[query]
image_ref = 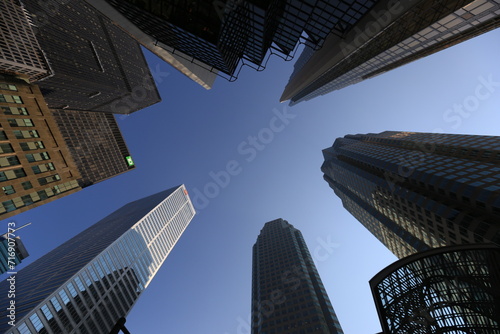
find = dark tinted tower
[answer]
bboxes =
[252,219,344,333]
[322,131,500,259]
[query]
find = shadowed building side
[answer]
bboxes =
[50,110,135,187]
[22,0,160,114]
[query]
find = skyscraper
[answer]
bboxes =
[321,131,500,259]
[282,0,500,105]
[85,0,380,82]
[0,75,136,220]
[21,0,160,114]
[50,109,135,187]
[0,0,51,82]
[0,185,195,334]
[251,219,344,334]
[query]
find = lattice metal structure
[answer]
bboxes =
[370,244,500,334]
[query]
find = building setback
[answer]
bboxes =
[85,0,380,82]
[282,0,500,105]
[251,219,344,334]
[0,185,195,334]
[321,131,500,259]
[21,0,160,114]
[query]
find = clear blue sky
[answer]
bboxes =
[2,28,500,334]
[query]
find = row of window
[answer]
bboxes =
[0,130,41,141]
[0,141,44,152]
[0,94,22,104]
[0,83,17,91]
[0,180,79,215]
[1,106,28,115]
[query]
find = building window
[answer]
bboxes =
[25,152,50,162]
[0,83,17,91]
[20,141,44,151]
[21,181,33,190]
[1,106,28,115]
[2,185,15,195]
[0,155,20,167]
[38,174,61,186]
[32,162,55,174]
[0,168,26,182]
[14,130,39,139]
[0,94,22,103]
[0,143,14,153]
[0,131,7,140]
[8,118,34,127]
[0,200,16,213]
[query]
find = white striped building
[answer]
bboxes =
[0,185,195,334]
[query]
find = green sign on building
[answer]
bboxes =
[125,156,134,167]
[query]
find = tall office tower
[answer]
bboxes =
[0,185,195,334]
[321,131,500,259]
[282,0,500,105]
[0,75,136,219]
[0,0,51,82]
[50,110,135,187]
[21,0,160,114]
[85,0,380,83]
[251,219,344,334]
[370,244,500,333]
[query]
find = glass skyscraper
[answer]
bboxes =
[85,0,379,82]
[322,131,500,259]
[0,185,195,334]
[251,219,344,334]
[282,0,500,105]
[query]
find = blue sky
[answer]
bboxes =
[2,28,500,334]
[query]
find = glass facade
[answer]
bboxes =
[370,244,500,334]
[251,219,344,334]
[322,131,500,259]
[0,185,195,334]
[285,0,500,104]
[96,0,378,80]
